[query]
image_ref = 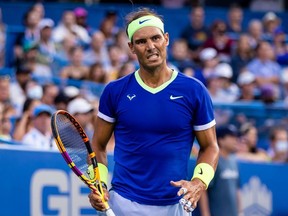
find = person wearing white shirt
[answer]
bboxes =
[22,103,56,150]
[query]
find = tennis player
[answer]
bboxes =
[88,7,219,216]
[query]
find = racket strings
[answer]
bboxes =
[56,114,90,178]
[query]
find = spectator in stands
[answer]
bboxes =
[106,44,126,78]
[115,60,136,80]
[25,79,43,100]
[14,8,42,66]
[30,2,45,20]
[237,122,270,162]
[213,62,240,103]
[60,46,89,81]
[262,11,281,42]
[9,64,32,115]
[36,18,60,76]
[199,124,240,216]
[114,29,130,63]
[88,62,108,84]
[0,75,11,107]
[21,103,55,150]
[237,70,259,101]
[247,41,281,96]
[53,36,78,72]
[226,3,244,40]
[180,5,209,63]
[13,98,41,141]
[168,38,196,72]
[83,30,111,70]
[246,19,264,49]
[0,104,15,142]
[272,27,288,66]
[74,7,94,36]
[52,10,91,47]
[193,47,219,86]
[41,83,59,108]
[67,97,95,139]
[99,10,120,46]
[203,19,234,63]
[54,90,71,111]
[230,34,255,83]
[267,125,288,163]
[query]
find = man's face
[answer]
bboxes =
[128,26,169,71]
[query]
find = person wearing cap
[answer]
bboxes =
[237,70,259,101]
[21,104,56,150]
[36,18,59,75]
[193,47,219,86]
[199,124,240,216]
[213,62,240,103]
[89,7,219,216]
[67,97,94,139]
[74,7,94,36]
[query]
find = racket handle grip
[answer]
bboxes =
[106,208,116,216]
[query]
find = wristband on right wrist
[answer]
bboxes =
[98,163,108,186]
[191,163,215,189]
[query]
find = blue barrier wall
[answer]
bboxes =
[0,145,287,216]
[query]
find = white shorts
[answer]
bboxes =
[97,190,192,216]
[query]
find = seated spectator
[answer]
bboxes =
[237,122,270,162]
[226,3,244,40]
[99,10,120,46]
[213,62,240,103]
[262,11,281,42]
[168,38,196,72]
[41,83,59,107]
[246,41,281,97]
[52,10,91,47]
[267,125,288,163]
[21,103,55,150]
[67,97,95,139]
[36,18,60,76]
[237,70,260,101]
[246,19,264,49]
[13,8,42,66]
[230,33,255,83]
[105,44,126,78]
[203,19,234,63]
[60,46,89,81]
[9,64,33,115]
[272,27,288,66]
[88,62,108,84]
[0,104,16,142]
[0,75,11,107]
[193,47,220,86]
[13,98,41,141]
[180,5,210,63]
[83,30,111,70]
[74,7,94,36]
[115,61,136,80]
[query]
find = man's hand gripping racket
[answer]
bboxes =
[51,110,115,216]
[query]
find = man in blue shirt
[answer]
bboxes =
[89,7,219,216]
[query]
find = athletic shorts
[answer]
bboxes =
[97,190,192,216]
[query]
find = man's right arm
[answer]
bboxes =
[92,116,114,166]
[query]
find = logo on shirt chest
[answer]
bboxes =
[127,94,136,101]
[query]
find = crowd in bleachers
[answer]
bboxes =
[0,2,288,163]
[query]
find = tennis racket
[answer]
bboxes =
[51,110,115,216]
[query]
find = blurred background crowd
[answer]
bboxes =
[0,0,288,164]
